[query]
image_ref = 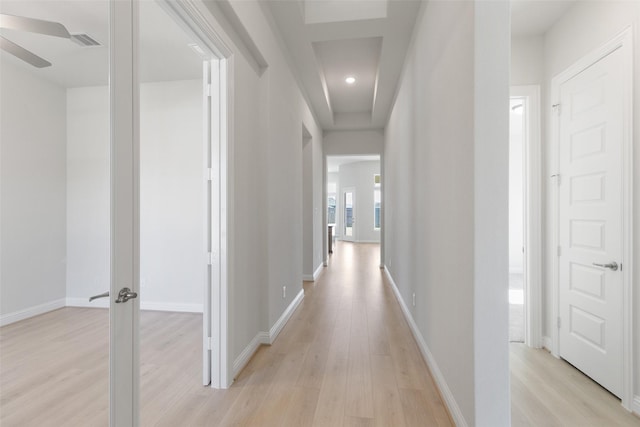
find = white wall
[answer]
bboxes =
[337,161,380,243]
[0,61,67,323]
[66,80,205,311]
[230,49,265,358]
[203,0,324,361]
[385,1,510,425]
[66,86,109,306]
[511,35,544,86]
[539,0,640,407]
[323,129,383,156]
[140,81,205,310]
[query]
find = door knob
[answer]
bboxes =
[89,291,109,302]
[115,287,138,303]
[592,261,619,271]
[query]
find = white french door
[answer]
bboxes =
[109,2,232,424]
[343,187,356,242]
[110,0,139,425]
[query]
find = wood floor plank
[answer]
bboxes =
[311,355,349,427]
[370,354,406,427]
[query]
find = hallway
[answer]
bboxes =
[0,242,453,426]
[213,241,453,426]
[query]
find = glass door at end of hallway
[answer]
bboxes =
[343,187,356,242]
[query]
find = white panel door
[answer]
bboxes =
[558,47,624,397]
[343,187,356,242]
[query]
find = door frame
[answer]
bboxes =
[549,27,633,411]
[342,187,356,242]
[158,0,235,389]
[510,85,542,349]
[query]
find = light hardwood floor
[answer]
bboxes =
[1,241,638,426]
[510,343,640,426]
[0,242,451,426]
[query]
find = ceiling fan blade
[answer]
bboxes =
[0,13,70,38]
[0,36,51,68]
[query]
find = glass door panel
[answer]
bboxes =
[0,0,110,424]
[343,188,355,241]
[138,2,211,423]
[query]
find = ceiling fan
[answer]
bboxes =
[0,13,71,68]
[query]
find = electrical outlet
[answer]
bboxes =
[412,292,416,307]
[282,285,286,299]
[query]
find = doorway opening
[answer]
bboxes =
[325,155,382,264]
[509,86,542,348]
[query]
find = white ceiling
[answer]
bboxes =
[1,0,576,124]
[265,0,421,131]
[265,0,576,133]
[327,155,380,173]
[312,36,381,114]
[304,0,388,25]
[511,0,576,37]
[0,0,203,88]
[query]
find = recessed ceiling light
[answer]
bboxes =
[345,76,356,85]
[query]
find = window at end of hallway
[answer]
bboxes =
[374,174,381,230]
[328,182,336,226]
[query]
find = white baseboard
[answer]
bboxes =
[141,302,203,313]
[269,289,304,343]
[66,298,203,313]
[233,332,269,378]
[383,267,468,427]
[356,239,381,244]
[303,263,325,282]
[0,298,66,327]
[232,289,304,379]
[633,395,640,417]
[67,297,109,308]
[542,336,552,351]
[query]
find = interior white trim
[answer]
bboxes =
[633,396,640,417]
[542,336,552,352]
[66,298,203,313]
[303,263,325,281]
[0,298,66,327]
[159,0,235,390]
[510,85,542,349]
[549,27,634,410]
[232,332,269,379]
[383,267,467,427]
[231,289,304,379]
[268,289,304,344]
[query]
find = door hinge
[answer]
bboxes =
[207,337,213,350]
[208,252,214,265]
[557,246,562,257]
[207,168,214,181]
[552,103,561,115]
[557,317,561,329]
[551,174,561,185]
[206,84,212,98]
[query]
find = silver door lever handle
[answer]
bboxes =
[89,291,109,302]
[115,287,138,303]
[592,261,619,271]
